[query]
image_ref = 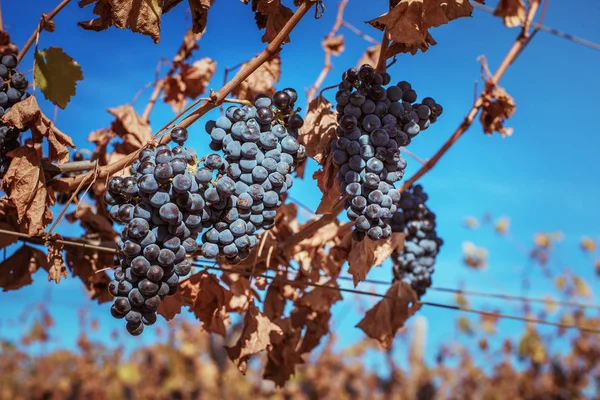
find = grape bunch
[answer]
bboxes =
[390,185,443,297]
[0,54,31,176]
[201,88,306,262]
[104,128,199,335]
[333,64,443,241]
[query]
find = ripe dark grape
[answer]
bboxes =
[334,66,443,241]
[390,185,443,297]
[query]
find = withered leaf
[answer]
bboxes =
[348,233,405,286]
[480,84,516,137]
[297,310,331,354]
[0,245,47,291]
[296,280,342,313]
[78,0,163,44]
[34,47,84,109]
[232,54,280,102]
[65,204,116,241]
[180,271,233,336]
[107,104,153,151]
[301,96,337,166]
[367,0,476,57]
[65,247,113,303]
[1,146,54,236]
[313,157,342,214]
[263,318,304,387]
[323,35,344,55]
[1,96,75,163]
[0,222,18,250]
[163,0,184,14]
[46,234,67,284]
[264,281,287,320]
[356,280,421,350]
[357,45,380,68]
[0,30,18,57]
[188,0,213,34]
[252,0,294,43]
[162,75,187,115]
[157,289,187,320]
[180,58,217,99]
[226,303,283,374]
[221,272,255,312]
[493,0,526,28]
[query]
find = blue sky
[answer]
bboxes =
[0,0,599,373]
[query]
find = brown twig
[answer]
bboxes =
[0,228,118,253]
[400,147,426,165]
[306,0,348,105]
[341,21,379,45]
[0,0,4,32]
[17,0,71,63]
[375,28,390,73]
[50,2,314,193]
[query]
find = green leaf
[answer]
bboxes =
[34,47,83,109]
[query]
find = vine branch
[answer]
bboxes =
[17,0,72,63]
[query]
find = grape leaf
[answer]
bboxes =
[65,246,113,304]
[232,54,281,102]
[493,0,526,28]
[107,104,152,152]
[188,0,213,34]
[357,44,380,68]
[356,281,421,350]
[367,0,478,57]
[46,234,67,284]
[480,85,515,137]
[163,58,216,114]
[226,303,283,374]
[262,318,304,387]
[322,35,344,55]
[296,280,342,313]
[301,96,337,166]
[244,0,293,43]
[294,308,331,354]
[1,96,76,163]
[0,245,47,292]
[78,0,163,43]
[348,233,405,286]
[34,47,84,109]
[1,146,54,236]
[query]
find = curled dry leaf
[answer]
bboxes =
[493,0,526,28]
[88,128,115,165]
[65,203,116,241]
[163,75,187,115]
[1,146,54,236]
[348,232,405,286]
[78,0,163,44]
[296,279,342,313]
[246,0,294,43]
[357,45,380,68]
[173,30,202,65]
[164,58,217,113]
[232,54,281,102]
[301,96,337,166]
[480,84,516,137]
[295,309,331,354]
[356,280,421,350]
[220,272,257,312]
[313,157,342,215]
[225,303,283,374]
[322,35,345,55]
[1,96,76,164]
[367,0,478,58]
[107,104,153,151]
[263,318,305,387]
[46,234,67,284]
[34,47,84,109]
[188,0,214,34]
[65,247,113,304]
[179,271,233,336]
[0,245,47,292]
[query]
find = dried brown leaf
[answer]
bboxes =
[0,30,18,57]
[65,203,116,241]
[225,303,283,374]
[348,233,405,286]
[163,75,187,114]
[180,58,217,99]
[0,245,47,291]
[88,128,115,165]
[313,156,342,214]
[253,0,293,43]
[65,247,113,303]
[367,0,475,57]
[357,45,380,68]
[107,104,153,151]
[296,280,342,313]
[180,271,233,336]
[1,146,54,236]
[1,96,76,163]
[46,234,67,284]
[356,281,421,350]
[78,0,163,44]
[300,96,337,166]
[323,35,344,55]
[232,55,281,102]
[188,0,213,33]
[264,281,287,320]
[480,84,516,137]
[493,0,526,28]
[297,310,331,354]
[221,272,255,312]
[263,318,304,387]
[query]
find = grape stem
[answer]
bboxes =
[375,28,390,74]
[281,0,543,252]
[50,1,314,192]
[306,0,349,105]
[17,0,72,63]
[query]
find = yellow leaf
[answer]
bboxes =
[554,276,566,290]
[573,277,592,299]
[534,232,551,248]
[34,47,83,109]
[495,217,510,234]
[580,236,597,253]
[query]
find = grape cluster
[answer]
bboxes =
[201,89,306,262]
[0,54,31,176]
[333,65,442,241]
[104,129,199,335]
[390,185,443,297]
